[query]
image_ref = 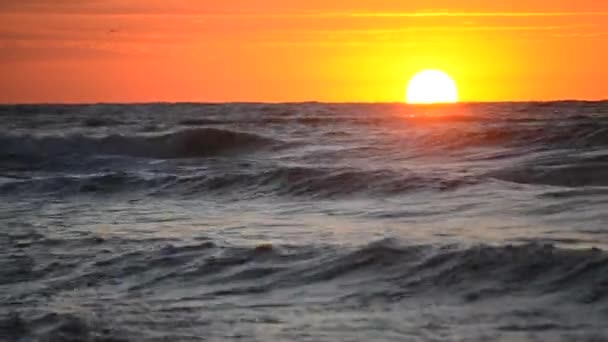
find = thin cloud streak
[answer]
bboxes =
[4,9,608,18]
[342,11,608,17]
[198,11,608,19]
[305,24,595,34]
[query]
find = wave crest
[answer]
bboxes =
[13,238,604,304]
[0,128,278,161]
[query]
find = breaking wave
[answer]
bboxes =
[2,153,606,197]
[2,237,607,304]
[0,166,479,197]
[0,128,279,161]
[2,235,607,341]
[415,122,608,152]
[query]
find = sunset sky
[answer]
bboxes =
[1,1,607,103]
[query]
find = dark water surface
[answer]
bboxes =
[1,102,607,341]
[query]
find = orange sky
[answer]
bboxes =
[1,0,607,103]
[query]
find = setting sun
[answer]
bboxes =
[406,70,459,104]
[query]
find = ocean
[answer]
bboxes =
[1,102,607,341]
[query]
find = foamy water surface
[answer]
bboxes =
[1,102,607,341]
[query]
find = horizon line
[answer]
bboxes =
[1,99,606,106]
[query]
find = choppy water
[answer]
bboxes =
[1,102,607,341]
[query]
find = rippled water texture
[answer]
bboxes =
[1,102,607,341]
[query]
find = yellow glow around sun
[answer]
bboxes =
[405,69,458,104]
